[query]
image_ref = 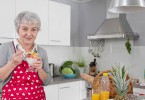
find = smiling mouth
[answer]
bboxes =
[26,38,33,41]
[26,37,32,39]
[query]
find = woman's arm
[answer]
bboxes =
[33,56,48,82]
[0,47,23,82]
[33,48,51,86]
[37,68,48,82]
[0,61,17,81]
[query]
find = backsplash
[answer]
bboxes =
[80,39,145,79]
[41,39,145,79]
[40,46,81,75]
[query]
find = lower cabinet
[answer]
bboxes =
[59,81,80,100]
[44,84,59,100]
[80,80,87,100]
[44,80,87,100]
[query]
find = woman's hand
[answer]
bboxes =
[32,56,43,72]
[10,50,24,66]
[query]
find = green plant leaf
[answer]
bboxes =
[122,66,125,79]
[75,58,86,67]
[125,38,131,54]
[111,64,131,96]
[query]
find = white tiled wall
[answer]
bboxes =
[80,39,145,79]
[41,39,145,78]
[40,46,81,75]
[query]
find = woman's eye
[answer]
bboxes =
[32,28,38,32]
[23,28,28,31]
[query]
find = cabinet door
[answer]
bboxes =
[0,0,15,39]
[44,84,59,100]
[80,80,87,100]
[48,1,71,46]
[59,81,80,100]
[15,0,49,45]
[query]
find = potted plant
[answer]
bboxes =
[75,58,87,74]
[111,65,131,100]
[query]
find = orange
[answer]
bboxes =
[31,52,38,58]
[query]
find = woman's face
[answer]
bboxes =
[18,21,39,45]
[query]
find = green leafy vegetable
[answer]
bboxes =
[62,67,73,74]
[59,61,74,74]
[63,61,73,67]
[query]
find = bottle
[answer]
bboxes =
[89,59,96,76]
[100,73,110,100]
[92,93,100,100]
[91,80,101,100]
[92,87,100,100]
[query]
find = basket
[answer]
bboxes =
[81,70,133,98]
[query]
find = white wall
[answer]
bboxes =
[80,39,145,79]
[40,39,145,79]
[40,46,81,75]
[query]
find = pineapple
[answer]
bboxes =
[111,65,131,100]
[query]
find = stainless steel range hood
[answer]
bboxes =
[87,14,139,40]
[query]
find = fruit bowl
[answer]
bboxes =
[63,74,76,78]
[26,58,37,66]
[25,52,38,66]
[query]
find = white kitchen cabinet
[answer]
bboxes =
[44,84,59,100]
[48,1,71,46]
[15,0,49,45]
[80,80,87,100]
[44,80,86,100]
[0,0,71,46]
[58,81,80,100]
[0,0,15,42]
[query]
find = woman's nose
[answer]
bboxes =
[26,32,31,35]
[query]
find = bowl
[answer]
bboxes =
[26,58,37,65]
[63,74,76,78]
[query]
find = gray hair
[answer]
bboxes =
[14,11,41,32]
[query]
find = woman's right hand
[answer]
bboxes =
[10,50,24,66]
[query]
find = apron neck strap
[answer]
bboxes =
[12,41,16,53]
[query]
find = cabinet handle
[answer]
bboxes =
[0,37,14,39]
[51,40,61,42]
[60,86,70,89]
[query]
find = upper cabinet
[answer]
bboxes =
[0,0,15,43]
[48,1,71,46]
[15,0,49,45]
[0,0,71,46]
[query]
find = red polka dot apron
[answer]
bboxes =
[1,60,46,100]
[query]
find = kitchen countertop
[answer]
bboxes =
[134,83,145,89]
[47,76,83,85]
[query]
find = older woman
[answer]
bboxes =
[0,11,51,100]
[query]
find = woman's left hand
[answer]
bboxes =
[32,56,43,72]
